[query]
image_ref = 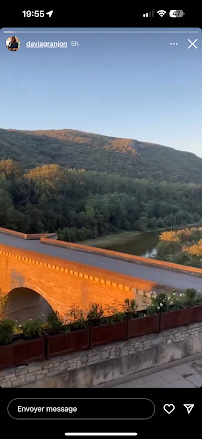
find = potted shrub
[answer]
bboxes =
[184,289,202,324]
[157,291,189,332]
[45,307,89,359]
[0,318,45,368]
[88,302,127,349]
[87,303,105,327]
[125,299,160,339]
[0,320,15,368]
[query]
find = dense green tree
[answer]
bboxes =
[155,240,182,260]
[0,160,202,241]
[155,228,202,268]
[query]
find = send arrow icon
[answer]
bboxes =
[183,404,194,414]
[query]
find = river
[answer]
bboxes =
[105,230,160,258]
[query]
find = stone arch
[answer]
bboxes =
[2,284,54,323]
[5,282,55,311]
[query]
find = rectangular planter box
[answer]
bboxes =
[45,328,89,359]
[128,314,160,339]
[189,305,202,324]
[0,336,44,369]
[160,308,189,332]
[89,321,127,348]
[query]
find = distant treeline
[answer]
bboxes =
[0,159,202,242]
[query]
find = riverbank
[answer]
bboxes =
[78,230,144,247]
[78,222,202,248]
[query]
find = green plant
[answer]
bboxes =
[146,305,157,316]
[146,290,185,314]
[123,298,138,318]
[87,303,104,321]
[167,291,184,310]
[105,303,126,325]
[66,304,87,331]
[194,290,202,305]
[47,311,63,333]
[0,319,15,345]
[183,288,197,306]
[149,292,170,314]
[21,319,44,340]
[178,288,202,306]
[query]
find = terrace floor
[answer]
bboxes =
[95,353,202,388]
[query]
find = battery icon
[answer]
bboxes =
[169,10,185,17]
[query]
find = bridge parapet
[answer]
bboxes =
[0,227,56,240]
[41,236,202,277]
[1,227,202,277]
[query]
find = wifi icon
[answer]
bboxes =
[157,10,167,17]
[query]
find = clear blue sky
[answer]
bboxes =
[0,28,201,156]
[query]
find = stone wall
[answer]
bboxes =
[1,322,202,388]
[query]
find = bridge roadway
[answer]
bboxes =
[0,232,201,291]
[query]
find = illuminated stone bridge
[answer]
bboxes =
[0,227,201,318]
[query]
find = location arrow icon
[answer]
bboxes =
[183,404,194,414]
[46,10,53,17]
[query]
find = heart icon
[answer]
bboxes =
[163,404,175,414]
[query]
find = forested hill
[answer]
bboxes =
[0,128,202,183]
[0,160,202,237]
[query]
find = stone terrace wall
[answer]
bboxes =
[1,322,202,388]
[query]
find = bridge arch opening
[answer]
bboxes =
[2,287,53,324]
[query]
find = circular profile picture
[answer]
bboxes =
[6,36,21,51]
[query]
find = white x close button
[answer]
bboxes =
[188,39,198,49]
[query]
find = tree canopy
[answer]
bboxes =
[155,228,202,268]
[0,159,202,241]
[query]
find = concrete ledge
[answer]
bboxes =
[25,233,55,240]
[26,233,57,240]
[41,236,202,277]
[0,227,26,239]
[0,227,56,240]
